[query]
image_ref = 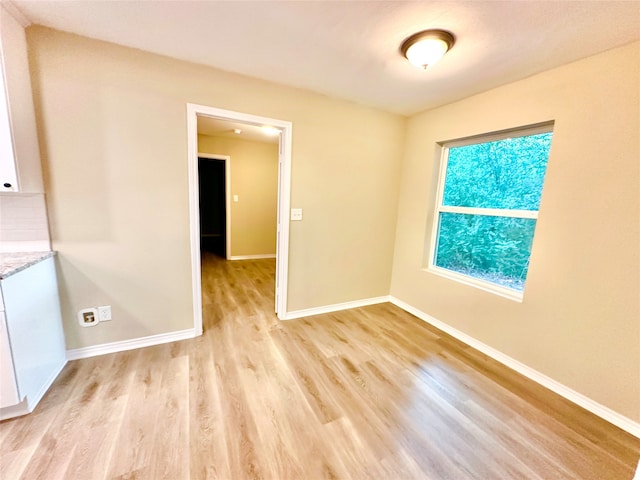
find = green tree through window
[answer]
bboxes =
[430,125,553,297]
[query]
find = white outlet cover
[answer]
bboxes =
[291,208,303,221]
[98,305,112,321]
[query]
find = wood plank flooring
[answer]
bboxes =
[1,252,638,479]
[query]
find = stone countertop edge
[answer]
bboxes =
[0,251,57,280]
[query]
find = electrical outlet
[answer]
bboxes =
[98,306,112,321]
[290,208,303,221]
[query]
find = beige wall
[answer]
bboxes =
[27,27,405,349]
[391,42,640,421]
[198,134,278,257]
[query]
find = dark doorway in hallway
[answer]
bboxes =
[198,157,226,258]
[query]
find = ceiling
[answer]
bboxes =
[198,117,279,144]
[10,1,640,116]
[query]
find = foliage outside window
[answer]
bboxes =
[428,123,553,300]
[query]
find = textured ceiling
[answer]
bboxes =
[10,0,640,116]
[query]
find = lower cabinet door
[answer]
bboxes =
[0,311,20,408]
[1,257,66,409]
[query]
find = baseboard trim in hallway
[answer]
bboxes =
[229,254,276,260]
[389,295,640,439]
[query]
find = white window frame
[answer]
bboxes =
[426,122,554,302]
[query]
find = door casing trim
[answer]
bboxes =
[187,103,292,334]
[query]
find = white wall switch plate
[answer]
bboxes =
[233,195,239,202]
[291,208,303,221]
[97,305,112,321]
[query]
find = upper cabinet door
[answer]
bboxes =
[0,45,18,192]
[0,5,44,193]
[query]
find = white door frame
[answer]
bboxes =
[187,103,292,334]
[197,153,231,260]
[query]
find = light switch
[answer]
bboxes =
[290,208,303,221]
[233,195,239,202]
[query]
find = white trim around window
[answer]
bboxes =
[426,122,554,301]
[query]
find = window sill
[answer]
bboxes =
[425,266,524,303]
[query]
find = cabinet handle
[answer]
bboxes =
[3,183,12,188]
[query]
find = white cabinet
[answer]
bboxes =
[0,60,17,191]
[0,256,67,419]
[0,5,45,193]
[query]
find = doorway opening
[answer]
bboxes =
[187,104,292,334]
[198,154,230,259]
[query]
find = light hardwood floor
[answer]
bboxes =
[1,253,638,479]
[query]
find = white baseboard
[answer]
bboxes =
[0,398,29,420]
[282,295,390,321]
[389,296,640,439]
[66,328,199,361]
[230,254,276,260]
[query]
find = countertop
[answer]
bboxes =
[0,251,56,280]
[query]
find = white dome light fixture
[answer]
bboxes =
[400,29,455,69]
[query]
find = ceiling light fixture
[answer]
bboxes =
[400,29,455,69]
[233,128,242,134]
[262,126,280,136]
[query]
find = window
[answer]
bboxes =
[428,123,554,300]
